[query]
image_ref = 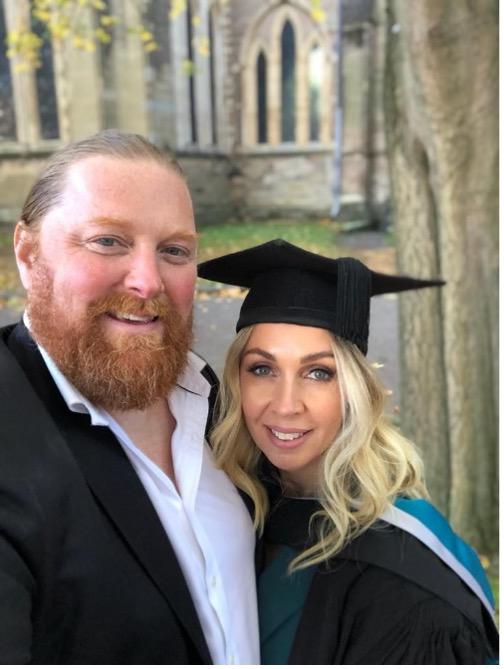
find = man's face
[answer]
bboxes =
[15,155,197,410]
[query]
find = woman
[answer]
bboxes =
[198,239,498,665]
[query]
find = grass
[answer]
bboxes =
[197,218,343,262]
[0,229,12,252]
[487,564,499,624]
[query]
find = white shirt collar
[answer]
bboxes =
[23,312,210,425]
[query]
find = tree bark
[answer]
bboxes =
[384,0,498,553]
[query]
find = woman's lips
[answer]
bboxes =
[266,426,312,448]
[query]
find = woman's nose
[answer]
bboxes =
[269,378,304,415]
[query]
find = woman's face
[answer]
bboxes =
[239,323,343,493]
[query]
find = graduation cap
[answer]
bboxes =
[198,239,444,354]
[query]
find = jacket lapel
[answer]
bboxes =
[5,322,212,664]
[64,418,212,663]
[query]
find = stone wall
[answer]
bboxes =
[233,149,332,218]
[0,0,389,228]
[178,152,236,226]
[0,152,51,224]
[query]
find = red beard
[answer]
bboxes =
[27,262,193,411]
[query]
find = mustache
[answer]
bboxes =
[86,293,176,320]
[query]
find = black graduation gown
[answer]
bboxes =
[259,488,498,665]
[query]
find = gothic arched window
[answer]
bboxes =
[0,2,16,140]
[309,44,323,141]
[257,52,268,143]
[281,20,295,142]
[186,0,198,144]
[31,11,59,139]
[209,9,218,145]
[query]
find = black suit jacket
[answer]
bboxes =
[0,321,215,664]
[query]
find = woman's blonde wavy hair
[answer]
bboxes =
[210,325,428,572]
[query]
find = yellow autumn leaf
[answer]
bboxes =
[479,554,491,569]
[311,8,326,23]
[139,29,153,42]
[33,9,51,22]
[94,27,111,43]
[169,0,187,20]
[182,58,195,76]
[197,36,209,57]
[100,15,119,27]
[14,60,40,72]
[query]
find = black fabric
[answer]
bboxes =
[198,239,444,354]
[0,321,213,664]
[260,486,498,664]
[200,361,219,440]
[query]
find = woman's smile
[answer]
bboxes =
[265,425,313,448]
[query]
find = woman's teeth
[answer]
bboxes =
[270,428,306,441]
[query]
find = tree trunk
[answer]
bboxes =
[384,0,498,554]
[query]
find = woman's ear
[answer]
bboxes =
[14,221,38,291]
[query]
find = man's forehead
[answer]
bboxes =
[57,156,191,208]
[66,155,167,184]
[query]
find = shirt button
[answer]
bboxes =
[210,575,217,588]
[229,654,235,663]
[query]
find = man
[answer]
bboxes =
[0,130,259,663]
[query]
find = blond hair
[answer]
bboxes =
[210,325,428,572]
[19,129,184,231]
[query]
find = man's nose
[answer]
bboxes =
[270,378,304,415]
[123,248,163,300]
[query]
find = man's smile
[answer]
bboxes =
[106,311,159,324]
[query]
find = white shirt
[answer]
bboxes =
[33,332,260,664]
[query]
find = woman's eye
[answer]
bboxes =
[306,368,334,381]
[248,364,272,377]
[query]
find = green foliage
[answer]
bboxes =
[489,574,499,620]
[6,0,157,71]
[0,230,12,251]
[5,0,325,72]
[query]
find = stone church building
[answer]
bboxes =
[0,0,388,226]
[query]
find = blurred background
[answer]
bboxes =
[0,0,498,595]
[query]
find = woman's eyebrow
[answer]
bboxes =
[242,348,275,360]
[242,349,334,363]
[300,351,334,363]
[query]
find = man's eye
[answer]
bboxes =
[306,368,334,381]
[160,246,192,260]
[95,237,119,247]
[89,237,126,251]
